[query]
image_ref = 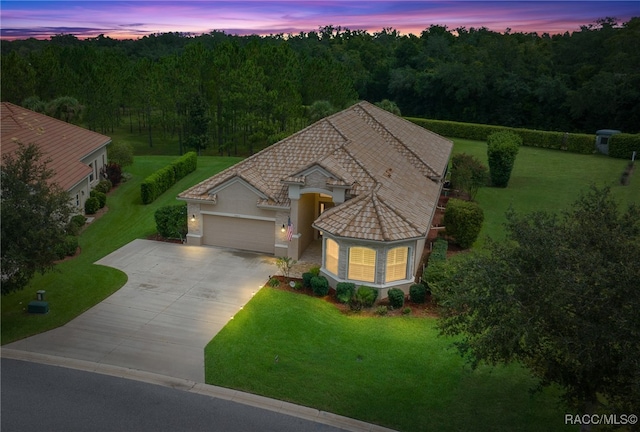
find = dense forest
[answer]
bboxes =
[2,17,639,156]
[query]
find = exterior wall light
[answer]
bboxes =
[281,224,286,233]
[191,214,196,222]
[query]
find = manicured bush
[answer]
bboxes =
[293,281,303,290]
[90,190,107,209]
[154,204,187,239]
[172,152,198,180]
[336,282,356,304]
[424,261,449,293]
[84,196,100,214]
[94,179,112,194]
[310,276,330,296]
[443,199,484,249]
[350,286,378,310]
[487,131,522,187]
[375,306,388,316]
[65,214,86,235]
[387,288,405,309]
[409,283,427,304]
[302,272,314,288]
[268,277,280,288]
[55,235,78,259]
[609,133,640,160]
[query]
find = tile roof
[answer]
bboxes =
[179,101,453,242]
[1,102,111,190]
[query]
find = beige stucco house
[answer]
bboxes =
[1,102,111,212]
[178,101,453,296]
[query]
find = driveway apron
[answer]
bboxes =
[6,239,276,382]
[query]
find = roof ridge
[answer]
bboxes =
[356,104,439,178]
[370,190,391,241]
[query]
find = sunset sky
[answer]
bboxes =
[1,1,638,40]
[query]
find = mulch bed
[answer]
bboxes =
[267,275,439,318]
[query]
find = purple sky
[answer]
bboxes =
[1,1,638,40]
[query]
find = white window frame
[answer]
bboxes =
[348,246,376,283]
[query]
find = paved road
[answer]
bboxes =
[1,358,347,432]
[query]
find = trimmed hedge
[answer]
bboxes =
[310,276,330,296]
[84,196,100,214]
[154,204,187,240]
[443,199,484,249]
[90,190,107,209]
[406,117,594,155]
[487,131,521,187]
[141,152,197,204]
[336,282,356,304]
[387,288,405,309]
[609,134,640,160]
[429,238,449,262]
[409,283,427,304]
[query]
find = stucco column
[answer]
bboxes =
[288,198,301,260]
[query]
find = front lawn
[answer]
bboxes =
[206,288,572,432]
[1,155,241,345]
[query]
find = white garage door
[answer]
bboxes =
[203,215,274,254]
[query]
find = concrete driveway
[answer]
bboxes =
[6,239,276,382]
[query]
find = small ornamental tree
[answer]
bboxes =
[443,199,484,248]
[107,141,134,167]
[487,131,522,187]
[154,204,187,240]
[1,142,73,294]
[450,153,488,199]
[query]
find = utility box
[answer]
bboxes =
[595,129,621,155]
[28,301,49,314]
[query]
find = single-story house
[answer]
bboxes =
[1,102,111,212]
[178,101,453,296]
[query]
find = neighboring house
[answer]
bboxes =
[178,101,453,295]
[1,102,111,212]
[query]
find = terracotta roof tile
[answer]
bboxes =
[1,102,111,190]
[179,101,453,241]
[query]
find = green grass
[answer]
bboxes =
[206,288,572,432]
[1,155,240,345]
[452,139,640,245]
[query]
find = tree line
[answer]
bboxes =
[2,18,638,156]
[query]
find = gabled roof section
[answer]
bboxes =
[1,102,111,190]
[179,101,453,241]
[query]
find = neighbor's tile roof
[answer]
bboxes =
[1,102,111,190]
[179,101,453,242]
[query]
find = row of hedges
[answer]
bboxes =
[609,134,640,160]
[141,152,197,204]
[423,239,449,293]
[407,117,595,155]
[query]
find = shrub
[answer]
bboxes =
[276,256,297,279]
[172,152,198,180]
[310,276,329,296]
[293,281,303,290]
[55,235,78,259]
[65,214,86,235]
[609,133,640,160]
[402,307,412,315]
[84,196,100,214]
[387,288,405,309]
[487,131,522,187]
[140,154,198,204]
[375,306,388,316]
[424,261,448,293]
[336,282,356,304]
[154,204,187,239]
[302,272,314,288]
[450,153,488,199]
[409,283,427,304]
[444,198,484,249]
[350,285,378,310]
[94,179,112,194]
[90,190,107,209]
[429,238,448,263]
[309,266,320,277]
[105,163,122,186]
[268,277,280,288]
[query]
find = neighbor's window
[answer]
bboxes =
[325,238,339,276]
[348,247,376,282]
[89,162,94,182]
[386,247,408,283]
